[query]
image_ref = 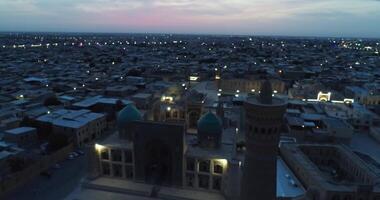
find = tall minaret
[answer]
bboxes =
[241,80,287,200]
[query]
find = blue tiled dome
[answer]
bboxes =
[197,112,222,134]
[117,104,142,128]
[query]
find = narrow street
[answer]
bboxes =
[5,152,88,200]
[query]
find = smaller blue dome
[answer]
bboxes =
[197,112,222,134]
[117,104,142,128]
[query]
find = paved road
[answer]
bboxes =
[5,152,88,200]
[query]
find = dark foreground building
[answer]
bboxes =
[241,80,287,200]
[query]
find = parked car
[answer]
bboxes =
[71,152,79,157]
[68,154,75,160]
[76,150,84,155]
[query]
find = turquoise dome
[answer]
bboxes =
[117,104,142,128]
[197,112,222,134]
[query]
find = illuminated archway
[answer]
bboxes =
[317,92,331,102]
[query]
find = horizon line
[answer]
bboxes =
[0,30,379,40]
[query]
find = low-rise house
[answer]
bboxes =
[36,109,106,147]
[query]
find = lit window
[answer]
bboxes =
[213,162,223,174]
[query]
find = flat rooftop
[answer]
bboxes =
[277,157,305,198]
[245,95,286,106]
[73,96,133,108]
[5,127,36,135]
[37,109,105,129]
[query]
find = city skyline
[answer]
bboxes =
[1,0,380,38]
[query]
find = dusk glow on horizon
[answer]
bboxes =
[1,0,380,37]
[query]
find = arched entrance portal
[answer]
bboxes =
[144,139,172,186]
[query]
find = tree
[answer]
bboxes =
[44,96,62,106]
[116,99,124,111]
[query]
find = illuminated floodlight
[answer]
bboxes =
[95,143,105,152]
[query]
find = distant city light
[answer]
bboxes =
[161,95,174,103]
[189,76,199,81]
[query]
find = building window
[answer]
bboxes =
[125,165,134,179]
[101,149,109,160]
[199,159,210,173]
[124,150,133,163]
[186,157,195,171]
[198,174,209,189]
[213,162,223,174]
[186,173,195,187]
[111,149,122,162]
[112,164,122,177]
[102,162,110,175]
[212,176,222,190]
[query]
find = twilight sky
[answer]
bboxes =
[1,0,380,38]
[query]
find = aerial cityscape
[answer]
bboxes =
[1,1,380,200]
